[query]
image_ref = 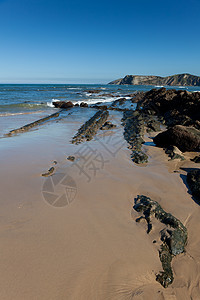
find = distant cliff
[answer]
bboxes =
[109,73,200,86]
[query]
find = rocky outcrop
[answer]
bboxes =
[5,112,60,136]
[72,110,109,144]
[154,125,200,152]
[122,111,148,164]
[53,101,74,109]
[135,88,200,129]
[109,73,200,86]
[133,195,187,288]
[187,169,200,201]
[122,110,161,164]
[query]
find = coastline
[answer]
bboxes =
[0,107,200,299]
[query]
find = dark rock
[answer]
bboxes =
[100,93,115,98]
[146,119,161,132]
[92,105,108,110]
[84,89,101,94]
[122,110,148,164]
[131,151,148,164]
[67,156,75,162]
[154,125,200,152]
[5,112,60,136]
[80,102,88,107]
[136,88,200,129]
[187,169,200,201]
[100,121,116,130]
[53,101,74,109]
[112,98,126,107]
[191,155,200,163]
[133,195,187,288]
[74,103,79,107]
[165,146,185,161]
[41,167,55,177]
[72,110,109,144]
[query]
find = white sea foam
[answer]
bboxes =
[47,99,60,108]
[74,96,132,106]
[74,97,115,106]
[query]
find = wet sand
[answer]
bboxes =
[0,108,200,299]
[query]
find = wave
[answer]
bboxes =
[0,102,46,109]
[0,110,45,117]
[74,96,131,106]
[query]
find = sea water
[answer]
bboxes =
[0,83,200,137]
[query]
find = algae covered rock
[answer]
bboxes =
[133,195,187,288]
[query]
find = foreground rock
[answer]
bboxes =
[72,110,109,144]
[133,195,187,288]
[122,110,160,164]
[53,101,74,108]
[187,169,200,201]
[122,110,148,164]
[5,112,60,136]
[154,125,200,152]
[41,167,55,177]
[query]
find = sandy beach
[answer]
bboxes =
[0,107,200,300]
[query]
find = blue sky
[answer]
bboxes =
[0,0,200,83]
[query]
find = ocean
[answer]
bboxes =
[0,83,200,137]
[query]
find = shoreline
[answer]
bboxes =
[0,107,200,299]
[0,86,200,299]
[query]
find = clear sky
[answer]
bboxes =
[0,0,200,83]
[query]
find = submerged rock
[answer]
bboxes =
[187,169,200,201]
[133,195,187,288]
[154,125,200,152]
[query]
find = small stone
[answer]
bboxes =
[67,156,75,162]
[41,167,55,177]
